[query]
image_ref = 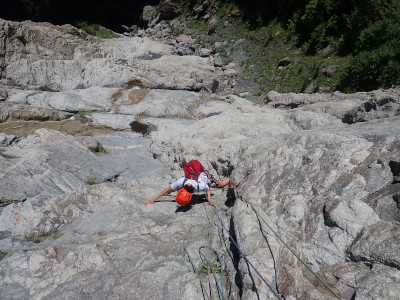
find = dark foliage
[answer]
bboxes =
[232,0,400,91]
[0,0,159,32]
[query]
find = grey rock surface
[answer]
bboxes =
[0,132,17,146]
[0,19,216,91]
[1,18,400,300]
[0,102,73,122]
[0,89,7,101]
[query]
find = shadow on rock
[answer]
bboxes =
[225,187,236,207]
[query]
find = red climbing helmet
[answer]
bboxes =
[176,188,192,206]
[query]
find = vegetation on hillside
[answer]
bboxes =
[177,0,400,93]
[75,21,117,39]
[2,0,399,93]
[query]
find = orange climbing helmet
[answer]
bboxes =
[176,188,192,206]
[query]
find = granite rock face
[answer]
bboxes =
[0,19,216,91]
[147,92,400,299]
[1,18,400,300]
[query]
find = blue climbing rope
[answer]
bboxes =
[211,207,283,300]
[198,245,226,300]
[238,195,343,300]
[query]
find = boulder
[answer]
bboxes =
[198,47,212,57]
[278,57,292,67]
[208,18,218,33]
[223,69,238,76]
[176,34,193,44]
[213,56,223,67]
[159,0,181,20]
[177,47,194,56]
[348,221,400,269]
[141,5,158,27]
[213,41,223,51]
[231,9,241,17]
[320,65,338,77]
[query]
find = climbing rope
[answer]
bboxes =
[198,245,226,300]
[211,207,283,300]
[183,187,341,299]
[183,224,214,300]
[238,194,343,300]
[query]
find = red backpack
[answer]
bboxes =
[184,160,206,181]
[182,160,214,190]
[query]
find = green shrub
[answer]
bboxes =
[216,2,238,19]
[88,142,107,154]
[76,21,116,39]
[338,42,400,92]
[188,18,209,34]
[85,178,97,185]
[175,0,198,13]
[356,19,400,52]
[281,0,400,90]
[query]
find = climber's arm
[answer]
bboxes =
[145,187,174,206]
[206,189,218,209]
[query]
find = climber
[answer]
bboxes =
[144,175,231,209]
[144,160,234,209]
